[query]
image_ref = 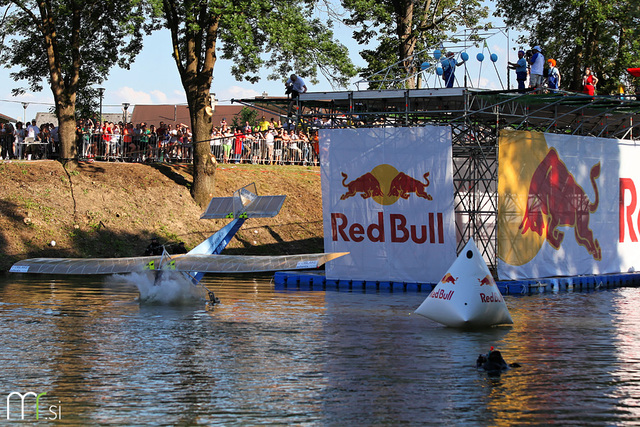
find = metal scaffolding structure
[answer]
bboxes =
[232,88,640,272]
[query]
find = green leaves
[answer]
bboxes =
[495,0,640,93]
[342,0,489,88]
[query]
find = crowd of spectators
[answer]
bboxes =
[0,120,59,160]
[0,115,321,166]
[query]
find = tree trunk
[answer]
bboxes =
[57,103,77,160]
[397,1,416,89]
[190,97,217,207]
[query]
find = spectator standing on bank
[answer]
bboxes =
[265,129,275,165]
[509,50,528,93]
[528,46,545,89]
[26,119,40,140]
[582,67,598,96]
[13,121,25,160]
[233,127,244,163]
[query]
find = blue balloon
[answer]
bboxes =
[421,61,430,70]
[433,50,442,60]
[436,66,443,75]
[461,52,469,62]
[490,53,498,62]
[476,53,485,62]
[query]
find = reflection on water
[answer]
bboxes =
[1,272,640,425]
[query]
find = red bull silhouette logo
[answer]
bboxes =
[340,172,384,200]
[441,273,458,284]
[339,168,432,202]
[478,275,493,286]
[519,148,602,260]
[388,172,433,200]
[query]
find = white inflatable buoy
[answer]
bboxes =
[414,238,513,327]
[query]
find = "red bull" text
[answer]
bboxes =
[430,289,454,301]
[330,212,445,244]
[619,178,640,243]
[479,292,504,303]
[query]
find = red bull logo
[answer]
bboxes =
[478,275,493,286]
[519,148,602,261]
[441,273,458,284]
[340,172,384,200]
[388,172,433,200]
[333,164,446,245]
[339,165,432,204]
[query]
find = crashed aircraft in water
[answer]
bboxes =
[10,183,348,304]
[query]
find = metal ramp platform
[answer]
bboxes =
[231,88,640,272]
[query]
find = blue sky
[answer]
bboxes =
[0,18,524,123]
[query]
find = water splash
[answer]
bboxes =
[116,271,205,305]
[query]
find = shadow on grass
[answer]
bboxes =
[149,163,192,189]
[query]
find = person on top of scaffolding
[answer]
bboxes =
[285,74,308,117]
[440,52,464,88]
[527,46,545,89]
[508,50,528,93]
[285,74,307,99]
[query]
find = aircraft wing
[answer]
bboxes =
[9,253,349,275]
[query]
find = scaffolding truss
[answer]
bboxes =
[232,88,640,272]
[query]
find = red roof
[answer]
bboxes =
[130,104,280,128]
[0,113,17,123]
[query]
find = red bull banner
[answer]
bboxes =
[498,129,640,279]
[320,127,456,283]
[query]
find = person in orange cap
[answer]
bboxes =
[547,58,561,91]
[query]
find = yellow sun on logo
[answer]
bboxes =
[497,130,548,266]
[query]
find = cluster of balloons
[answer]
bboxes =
[421,49,499,76]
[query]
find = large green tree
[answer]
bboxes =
[0,0,148,161]
[494,0,640,93]
[153,0,357,206]
[342,0,489,88]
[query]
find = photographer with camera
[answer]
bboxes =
[527,46,545,90]
[285,74,307,117]
[285,74,307,99]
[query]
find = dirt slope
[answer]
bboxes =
[0,161,324,272]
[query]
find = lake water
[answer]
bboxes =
[1,272,640,425]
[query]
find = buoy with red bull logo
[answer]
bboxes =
[414,238,513,327]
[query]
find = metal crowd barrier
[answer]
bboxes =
[0,131,319,166]
[0,134,56,160]
[78,132,319,165]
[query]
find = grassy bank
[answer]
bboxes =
[0,160,324,272]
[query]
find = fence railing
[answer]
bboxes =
[0,132,320,166]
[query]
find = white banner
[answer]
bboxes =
[320,127,456,283]
[498,130,640,280]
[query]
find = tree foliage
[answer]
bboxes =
[494,0,640,93]
[231,107,258,130]
[342,0,489,88]
[153,0,357,205]
[0,0,148,159]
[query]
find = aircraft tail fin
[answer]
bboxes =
[200,182,286,219]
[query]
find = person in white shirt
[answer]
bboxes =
[528,46,545,89]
